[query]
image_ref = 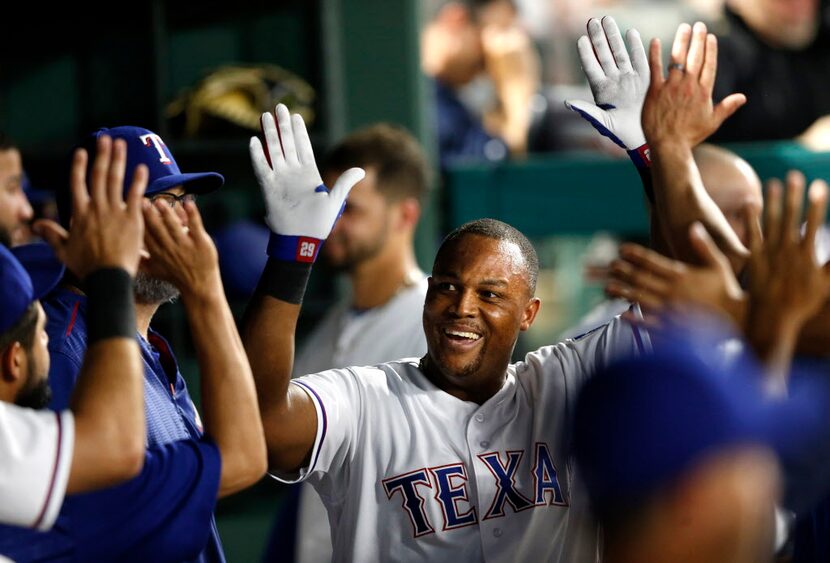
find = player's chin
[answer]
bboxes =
[433,344,485,378]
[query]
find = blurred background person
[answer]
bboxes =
[421,0,540,167]
[0,134,33,247]
[711,0,830,144]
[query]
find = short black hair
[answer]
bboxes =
[323,123,430,204]
[0,303,39,355]
[436,218,539,295]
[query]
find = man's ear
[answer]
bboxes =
[394,197,422,232]
[1,342,25,383]
[520,297,541,331]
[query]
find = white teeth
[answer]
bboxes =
[445,330,481,340]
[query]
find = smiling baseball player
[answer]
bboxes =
[243,104,650,562]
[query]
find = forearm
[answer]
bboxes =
[746,311,801,395]
[494,86,534,155]
[182,277,267,497]
[68,269,144,493]
[241,260,318,471]
[650,141,746,267]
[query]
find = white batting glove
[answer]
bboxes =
[250,104,364,263]
[565,17,651,167]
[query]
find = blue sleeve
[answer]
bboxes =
[47,351,82,411]
[433,80,508,169]
[66,438,222,563]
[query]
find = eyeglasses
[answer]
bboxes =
[148,192,197,208]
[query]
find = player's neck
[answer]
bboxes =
[135,302,161,340]
[418,356,506,405]
[350,241,419,310]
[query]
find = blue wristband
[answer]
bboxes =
[266,232,323,263]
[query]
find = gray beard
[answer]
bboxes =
[134,271,180,305]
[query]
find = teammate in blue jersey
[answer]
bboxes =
[0,128,266,562]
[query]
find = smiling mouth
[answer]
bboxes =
[443,328,482,342]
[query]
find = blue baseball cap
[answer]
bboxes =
[58,126,224,226]
[89,126,224,196]
[0,243,64,334]
[571,344,830,516]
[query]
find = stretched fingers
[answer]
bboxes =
[626,28,649,80]
[293,114,316,167]
[588,18,618,76]
[259,112,282,168]
[143,203,177,257]
[803,179,829,253]
[688,222,727,268]
[781,170,806,247]
[70,148,90,217]
[125,164,149,220]
[107,139,127,209]
[602,16,632,73]
[763,178,784,251]
[668,23,692,81]
[90,135,112,206]
[699,33,718,91]
[577,34,605,85]
[648,38,664,88]
[276,104,299,166]
[610,258,674,296]
[685,21,707,78]
[618,243,682,279]
[156,201,188,246]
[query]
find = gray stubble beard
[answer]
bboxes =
[134,271,180,305]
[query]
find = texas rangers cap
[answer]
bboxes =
[88,126,224,196]
[571,344,830,516]
[58,126,225,225]
[0,243,64,333]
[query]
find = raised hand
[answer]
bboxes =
[607,222,745,325]
[142,200,221,301]
[249,104,364,263]
[566,17,650,153]
[747,171,830,338]
[35,136,148,279]
[642,22,746,148]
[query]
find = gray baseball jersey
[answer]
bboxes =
[273,315,648,562]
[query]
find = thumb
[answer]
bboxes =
[34,220,69,260]
[565,99,609,127]
[713,93,747,128]
[330,167,366,204]
[689,222,728,268]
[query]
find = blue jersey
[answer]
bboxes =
[433,79,508,170]
[0,287,226,562]
[0,439,222,562]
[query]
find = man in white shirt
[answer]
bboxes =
[289,124,430,562]
[243,104,648,560]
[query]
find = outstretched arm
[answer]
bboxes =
[142,197,267,498]
[606,222,746,328]
[241,104,364,473]
[37,136,148,493]
[642,22,748,270]
[743,172,830,390]
[567,18,747,267]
